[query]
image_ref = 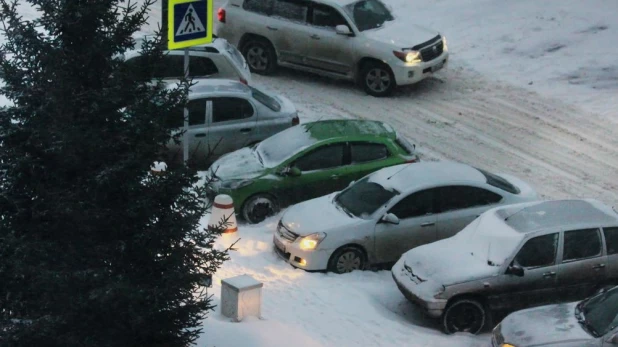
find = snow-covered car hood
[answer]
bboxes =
[208,147,265,180]
[495,302,596,347]
[399,211,524,286]
[363,20,439,49]
[280,193,359,236]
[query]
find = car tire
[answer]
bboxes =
[328,246,366,274]
[241,194,279,224]
[241,38,277,75]
[359,61,396,97]
[442,298,487,335]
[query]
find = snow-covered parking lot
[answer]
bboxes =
[4,0,618,345]
[188,0,618,345]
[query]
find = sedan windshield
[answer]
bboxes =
[581,287,618,336]
[344,0,394,32]
[335,177,398,218]
[256,125,317,168]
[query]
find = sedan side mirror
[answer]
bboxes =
[605,331,618,345]
[506,264,524,277]
[381,213,400,225]
[335,25,353,36]
[288,166,301,177]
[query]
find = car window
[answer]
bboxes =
[604,227,618,255]
[343,0,393,32]
[311,4,348,29]
[514,233,558,268]
[272,0,308,22]
[211,97,254,123]
[388,188,435,219]
[188,99,207,126]
[294,144,344,171]
[563,228,602,262]
[350,142,388,163]
[243,0,272,15]
[154,55,184,79]
[190,56,218,77]
[438,185,502,212]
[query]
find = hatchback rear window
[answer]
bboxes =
[476,168,520,194]
[249,86,281,112]
[394,133,415,155]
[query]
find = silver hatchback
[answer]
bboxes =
[393,199,618,335]
[164,79,298,167]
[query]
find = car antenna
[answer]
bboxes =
[386,162,415,180]
[304,116,324,133]
[504,205,529,221]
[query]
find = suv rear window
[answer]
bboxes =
[476,168,520,194]
[249,86,281,112]
[243,0,272,14]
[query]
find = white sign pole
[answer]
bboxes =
[183,48,190,164]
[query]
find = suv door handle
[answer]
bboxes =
[421,222,434,227]
[543,271,556,278]
[593,264,606,269]
[267,26,278,31]
[195,133,206,138]
[310,34,320,40]
[240,128,252,133]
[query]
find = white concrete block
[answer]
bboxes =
[221,274,263,322]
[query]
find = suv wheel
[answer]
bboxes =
[242,194,279,224]
[241,38,277,75]
[360,62,395,97]
[442,298,486,335]
[328,246,366,274]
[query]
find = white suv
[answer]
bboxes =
[215,0,448,97]
[123,37,252,85]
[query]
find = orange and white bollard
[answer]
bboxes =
[209,194,238,233]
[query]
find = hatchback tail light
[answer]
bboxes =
[239,77,248,85]
[292,115,299,126]
[217,8,226,23]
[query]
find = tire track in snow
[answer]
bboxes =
[253,62,618,206]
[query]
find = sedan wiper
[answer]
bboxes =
[333,197,354,218]
[575,302,600,338]
[254,148,264,165]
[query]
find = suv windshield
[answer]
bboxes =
[581,287,618,336]
[335,177,398,218]
[344,0,394,32]
[249,86,281,112]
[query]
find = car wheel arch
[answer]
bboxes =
[239,34,278,57]
[328,243,369,266]
[356,57,392,81]
[443,294,492,333]
[240,192,280,221]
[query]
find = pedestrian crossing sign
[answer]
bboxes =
[168,0,213,50]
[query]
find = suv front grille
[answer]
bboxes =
[277,221,299,242]
[420,40,444,62]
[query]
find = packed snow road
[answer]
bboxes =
[250,60,618,208]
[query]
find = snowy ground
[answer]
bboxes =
[3,0,618,346]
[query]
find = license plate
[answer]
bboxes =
[274,236,286,253]
[432,62,444,72]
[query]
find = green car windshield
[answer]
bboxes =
[256,125,318,168]
[335,177,398,218]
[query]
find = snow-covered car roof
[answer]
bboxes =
[368,161,486,193]
[497,199,618,234]
[163,78,250,98]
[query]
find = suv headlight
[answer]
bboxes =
[442,36,448,51]
[393,50,421,63]
[298,232,327,251]
[220,179,253,189]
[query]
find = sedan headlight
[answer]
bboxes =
[501,344,516,347]
[220,179,254,190]
[298,232,327,251]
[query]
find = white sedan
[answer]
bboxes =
[272,161,538,273]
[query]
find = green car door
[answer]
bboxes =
[271,142,349,206]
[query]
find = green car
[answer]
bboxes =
[206,119,419,224]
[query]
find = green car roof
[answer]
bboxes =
[302,119,396,140]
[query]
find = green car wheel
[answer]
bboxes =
[242,194,279,224]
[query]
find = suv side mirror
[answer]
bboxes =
[506,264,524,277]
[381,213,400,225]
[335,25,353,36]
